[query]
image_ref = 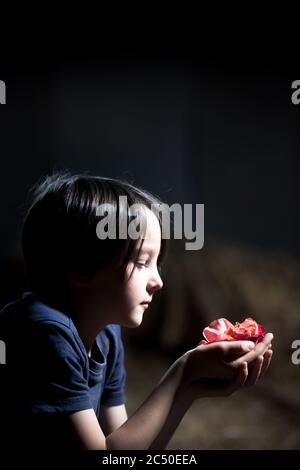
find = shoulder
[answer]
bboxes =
[1,292,87,365]
[0,292,71,328]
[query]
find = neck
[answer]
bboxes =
[69,294,111,355]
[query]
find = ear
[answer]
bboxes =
[64,269,91,287]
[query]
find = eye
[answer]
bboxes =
[136,261,149,269]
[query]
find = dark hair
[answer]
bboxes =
[22,172,168,303]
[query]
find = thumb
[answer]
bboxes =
[222,340,255,357]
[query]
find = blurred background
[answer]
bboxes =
[1,47,300,449]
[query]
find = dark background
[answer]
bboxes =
[1,52,299,269]
[1,48,300,449]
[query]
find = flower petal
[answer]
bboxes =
[203,318,234,342]
[238,318,259,335]
[199,316,266,346]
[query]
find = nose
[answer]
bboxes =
[148,268,163,294]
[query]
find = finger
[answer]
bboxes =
[190,362,249,398]
[198,340,255,359]
[222,341,256,357]
[223,362,248,395]
[260,333,274,349]
[232,333,274,366]
[245,356,263,387]
[260,349,273,377]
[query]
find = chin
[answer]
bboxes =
[126,318,143,329]
[124,309,144,328]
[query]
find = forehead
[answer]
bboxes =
[142,208,161,239]
[139,208,161,252]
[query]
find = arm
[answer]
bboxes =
[99,404,128,436]
[68,349,244,450]
[106,355,186,450]
[106,337,263,450]
[121,335,273,450]
[150,341,273,450]
[64,357,184,450]
[67,334,273,450]
[62,406,128,449]
[148,384,192,450]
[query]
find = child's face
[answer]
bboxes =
[86,208,163,329]
[121,208,164,328]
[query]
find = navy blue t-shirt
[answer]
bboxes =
[0,292,126,449]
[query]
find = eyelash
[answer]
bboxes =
[136,261,149,269]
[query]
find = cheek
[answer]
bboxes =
[126,275,146,301]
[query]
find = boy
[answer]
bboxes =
[0,173,273,451]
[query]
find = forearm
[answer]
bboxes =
[106,355,189,450]
[148,385,192,450]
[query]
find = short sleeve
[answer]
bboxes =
[101,326,127,406]
[26,322,92,413]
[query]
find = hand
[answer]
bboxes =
[180,333,273,400]
[243,347,273,387]
[231,333,273,387]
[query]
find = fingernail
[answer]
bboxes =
[245,342,255,350]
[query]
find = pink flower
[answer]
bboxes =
[198,317,265,346]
